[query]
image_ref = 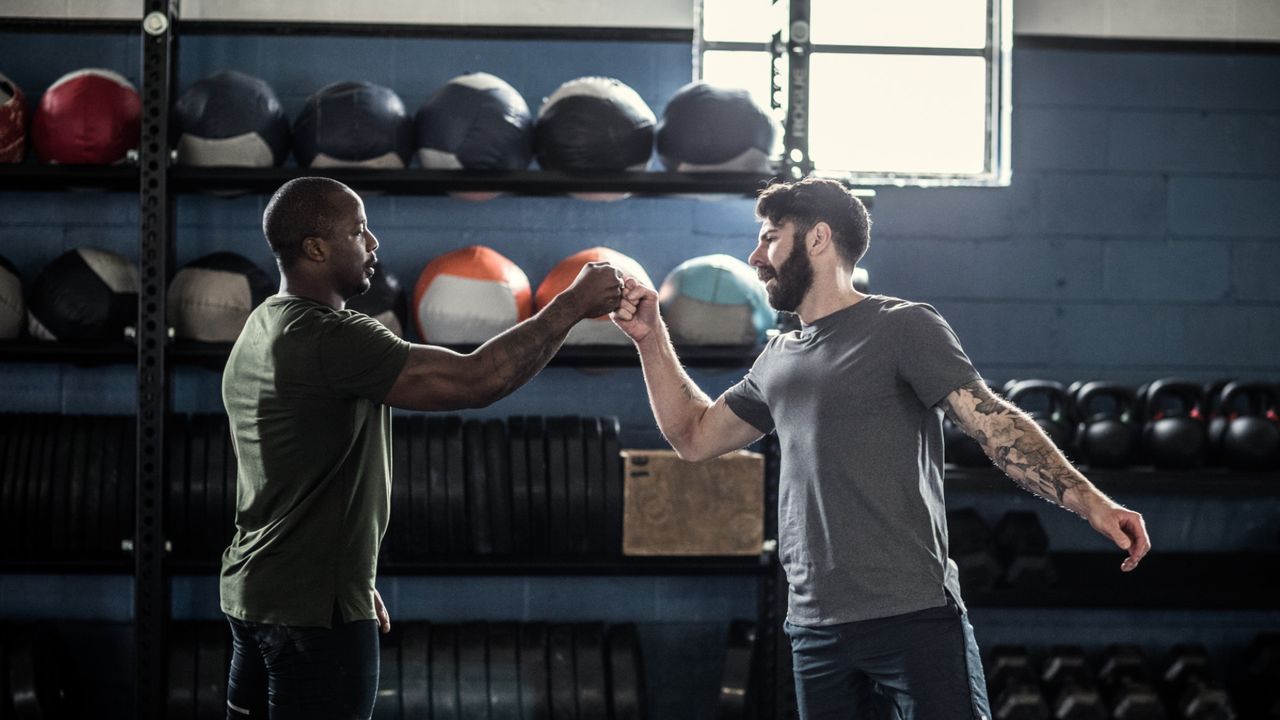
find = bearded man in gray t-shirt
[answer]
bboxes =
[611,178,1151,720]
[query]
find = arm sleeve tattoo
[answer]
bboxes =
[941,380,1085,507]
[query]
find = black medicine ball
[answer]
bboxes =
[173,70,291,167]
[415,72,533,171]
[1,254,23,339]
[294,81,413,169]
[535,76,655,172]
[347,261,408,338]
[656,81,775,172]
[27,247,138,342]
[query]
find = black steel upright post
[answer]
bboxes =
[781,0,812,180]
[136,2,176,718]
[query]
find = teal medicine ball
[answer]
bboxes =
[659,254,774,346]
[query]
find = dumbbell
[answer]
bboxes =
[1070,381,1139,469]
[1041,645,1107,720]
[1245,634,1280,719]
[987,645,1051,720]
[1207,381,1280,471]
[1004,380,1073,451]
[1100,644,1167,720]
[947,508,1001,593]
[994,511,1055,588]
[1161,643,1237,720]
[1138,379,1207,469]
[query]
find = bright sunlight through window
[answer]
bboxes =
[696,0,1011,186]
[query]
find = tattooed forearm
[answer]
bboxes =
[943,381,1086,509]
[475,298,577,401]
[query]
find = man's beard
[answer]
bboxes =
[759,243,813,313]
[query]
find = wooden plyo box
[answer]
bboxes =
[621,449,764,556]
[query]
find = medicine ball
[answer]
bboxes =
[1,71,28,163]
[535,76,655,174]
[413,246,532,344]
[659,254,774,346]
[536,247,652,346]
[293,81,413,169]
[27,247,138,342]
[172,71,290,167]
[31,68,141,165]
[347,261,408,338]
[656,81,775,172]
[1,254,23,339]
[416,72,533,171]
[168,252,274,342]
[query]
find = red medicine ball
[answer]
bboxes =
[32,68,141,165]
[0,71,27,163]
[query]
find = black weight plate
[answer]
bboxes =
[430,623,460,720]
[563,416,587,555]
[167,414,189,560]
[574,623,607,720]
[389,416,410,563]
[205,415,227,561]
[401,622,431,720]
[99,416,123,556]
[507,417,530,555]
[66,415,90,555]
[0,414,20,552]
[168,623,196,719]
[582,418,604,557]
[518,623,551,720]
[484,419,513,556]
[444,417,467,557]
[463,420,493,556]
[488,622,520,720]
[718,621,756,720]
[525,416,548,556]
[607,623,643,720]
[458,622,489,720]
[15,415,40,555]
[8,625,39,717]
[600,418,623,556]
[548,623,578,720]
[48,414,73,556]
[32,414,59,558]
[409,414,430,558]
[187,415,209,561]
[544,417,568,555]
[196,622,226,720]
[118,416,137,551]
[374,629,402,720]
[83,416,105,557]
[427,417,450,556]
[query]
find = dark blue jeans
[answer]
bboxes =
[785,595,991,720]
[225,609,379,720]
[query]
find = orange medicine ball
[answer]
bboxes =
[413,245,532,344]
[535,246,652,345]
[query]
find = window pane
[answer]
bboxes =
[701,50,778,113]
[701,0,781,43]
[809,54,987,175]
[811,0,987,48]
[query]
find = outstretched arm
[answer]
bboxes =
[941,379,1151,572]
[611,278,762,461]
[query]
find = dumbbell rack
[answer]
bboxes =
[0,3,820,718]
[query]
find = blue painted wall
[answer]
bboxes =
[1,30,1277,713]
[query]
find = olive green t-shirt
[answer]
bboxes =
[220,295,411,628]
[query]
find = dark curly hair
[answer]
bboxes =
[755,178,871,266]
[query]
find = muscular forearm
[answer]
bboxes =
[976,405,1099,514]
[634,321,712,455]
[471,294,581,403]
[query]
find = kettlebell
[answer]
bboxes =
[1204,378,1235,465]
[1140,378,1206,469]
[1071,381,1138,468]
[1209,381,1280,471]
[1003,380,1072,450]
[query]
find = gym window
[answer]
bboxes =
[695,0,1012,187]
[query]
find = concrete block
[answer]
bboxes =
[1039,174,1166,236]
[1170,177,1280,237]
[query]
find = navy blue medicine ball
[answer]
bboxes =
[27,247,138,342]
[656,81,775,172]
[294,81,413,169]
[415,72,533,171]
[172,70,291,167]
[1,254,22,339]
[535,77,655,172]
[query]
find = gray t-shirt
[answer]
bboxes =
[724,295,981,626]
